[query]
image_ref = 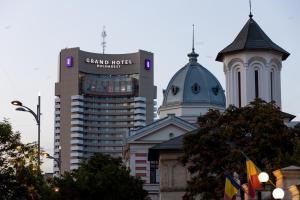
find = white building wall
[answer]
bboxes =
[53,97,61,175]
[223,51,283,108]
[158,104,225,124]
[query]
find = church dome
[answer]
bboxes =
[162,50,225,108]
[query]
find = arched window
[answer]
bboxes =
[254,70,259,98]
[238,71,241,107]
[270,69,275,101]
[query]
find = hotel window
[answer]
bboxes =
[150,161,159,184]
[255,70,259,98]
[237,71,241,107]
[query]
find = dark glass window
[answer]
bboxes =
[255,70,259,98]
[270,71,273,101]
[238,72,241,108]
[191,83,200,94]
[150,161,159,184]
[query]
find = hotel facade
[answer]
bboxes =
[54,47,156,174]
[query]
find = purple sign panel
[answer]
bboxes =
[145,59,151,71]
[65,56,73,67]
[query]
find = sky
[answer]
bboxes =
[1,0,299,172]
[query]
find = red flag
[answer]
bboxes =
[246,158,261,198]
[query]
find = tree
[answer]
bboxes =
[51,153,149,200]
[0,120,50,200]
[181,99,300,199]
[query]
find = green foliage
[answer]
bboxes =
[0,120,149,200]
[0,120,50,200]
[51,153,149,200]
[181,99,300,199]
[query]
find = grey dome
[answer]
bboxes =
[162,51,225,108]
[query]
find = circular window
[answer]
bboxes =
[191,83,200,94]
[169,133,174,138]
[212,85,219,95]
[171,85,179,95]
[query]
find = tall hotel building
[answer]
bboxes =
[54,47,156,174]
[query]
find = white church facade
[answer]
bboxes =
[125,13,298,200]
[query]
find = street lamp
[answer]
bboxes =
[11,95,41,167]
[258,172,269,183]
[258,171,285,199]
[258,172,270,200]
[42,152,61,175]
[272,188,285,199]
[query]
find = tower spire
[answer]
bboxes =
[101,26,107,54]
[192,24,195,52]
[249,0,253,18]
[187,24,199,62]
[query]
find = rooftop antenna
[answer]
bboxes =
[101,26,107,54]
[249,0,253,18]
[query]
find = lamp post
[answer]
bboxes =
[11,95,41,167]
[258,171,269,200]
[42,152,61,175]
[272,188,285,199]
[258,171,285,199]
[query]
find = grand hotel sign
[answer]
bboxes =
[85,57,133,69]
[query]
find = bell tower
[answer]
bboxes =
[216,13,289,108]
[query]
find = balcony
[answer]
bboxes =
[71,107,83,113]
[71,113,83,119]
[71,127,83,132]
[134,102,146,108]
[55,97,60,103]
[71,152,83,157]
[84,110,134,116]
[71,120,83,126]
[70,159,82,164]
[84,116,133,122]
[71,146,84,151]
[71,101,84,106]
[134,121,146,127]
[134,97,146,102]
[71,95,83,100]
[134,115,146,121]
[71,133,84,138]
[134,109,146,114]
[71,139,83,145]
[84,123,134,128]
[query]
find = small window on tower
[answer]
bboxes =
[270,71,274,101]
[238,71,241,108]
[255,70,259,98]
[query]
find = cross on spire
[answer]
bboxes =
[249,0,253,18]
[187,24,199,62]
[192,24,195,52]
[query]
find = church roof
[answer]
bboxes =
[148,135,184,161]
[161,50,226,108]
[216,16,290,62]
[148,129,198,161]
[127,114,197,143]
